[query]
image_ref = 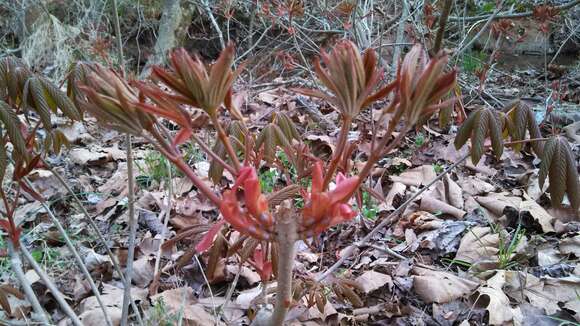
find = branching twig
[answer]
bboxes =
[447,0,580,22]
[316,153,470,282]
[453,0,505,59]
[20,242,83,326]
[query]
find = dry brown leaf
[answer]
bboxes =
[455,227,499,264]
[69,147,109,165]
[131,256,155,288]
[459,176,495,196]
[519,199,555,233]
[471,287,515,325]
[420,196,466,219]
[390,165,436,186]
[355,270,393,294]
[475,193,522,217]
[151,287,219,325]
[559,234,580,256]
[383,182,406,210]
[412,267,479,303]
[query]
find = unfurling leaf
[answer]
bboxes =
[503,100,543,155]
[454,107,504,164]
[296,39,396,119]
[151,43,240,117]
[539,136,580,209]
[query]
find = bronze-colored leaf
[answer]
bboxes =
[0,101,28,161]
[454,107,504,164]
[505,100,543,155]
[538,136,580,208]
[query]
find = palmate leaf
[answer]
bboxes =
[538,136,580,209]
[454,107,504,164]
[0,101,28,162]
[504,100,543,155]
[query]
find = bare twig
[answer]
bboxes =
[5,240,50,325]
[316,153,470,282]
[20,243,82,326]
[200,0,225,50]
[453,0,505,59]
[431,0,453,55]
[110,0,142,324]
[447,0,580,22]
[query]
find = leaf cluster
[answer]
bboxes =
[455,100,579,209]
[0,57,81,182]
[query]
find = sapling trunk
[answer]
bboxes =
[270,201,297,326]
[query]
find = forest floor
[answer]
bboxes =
[1,1,580,325]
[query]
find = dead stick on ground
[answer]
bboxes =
[316,153,469,282]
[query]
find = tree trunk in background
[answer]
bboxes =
[139,0,193,79]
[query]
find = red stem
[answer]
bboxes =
[211,115,241,173]
[322,116,352,189]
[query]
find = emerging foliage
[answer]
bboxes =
[503,100,543,155]
[454,106,504,164]
[296,39,396,119]
[539,136,580,209]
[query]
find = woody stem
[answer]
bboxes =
[269,201,297,326]
[211,114,241,173]
[322,116,352,189]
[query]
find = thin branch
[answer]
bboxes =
[110,0,143,324]
[453,0,506,59]
[20,243,83,326]
[200,0,226,50]
[19,176,113,326]
[5,240,50,325]
[447,0,580,22]
[316,153,470,282]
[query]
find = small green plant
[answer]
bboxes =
[145,298,180,326]
[414,132,426,147]
[360,192,378,221]
[433,162,444,174]
[462,51,487,73]
[137,150,182,187]
[491,223,525,270]
[259,168,279,193]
